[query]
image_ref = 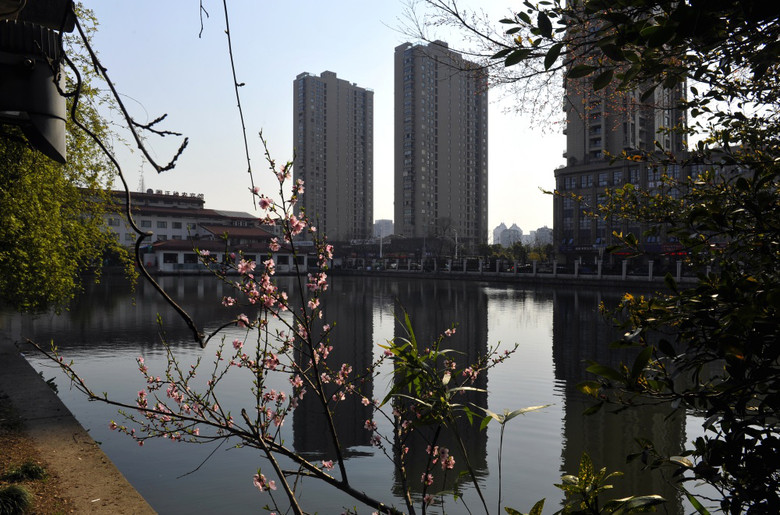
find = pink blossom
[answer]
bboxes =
[109,421,117,430]
[269,238,281,252]
[288,213,306,235]
[253,473,276,492]
[264,353,279,370]
[364,419,377,431]
[424,494,434,505]
[199,249,210,257]
[237,314,250,327]
[322,460,334,470]
[443,455,455,470]
[421,473,434,486]
[463,367,479,383]
[232,339,243,350]
[222,296,236,307]
[259,196,272,210]
[290,375,303,388]
[361,397,371,406]
[237,259,256,275]
[444,328,456,337]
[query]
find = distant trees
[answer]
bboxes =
[476,240,551,265]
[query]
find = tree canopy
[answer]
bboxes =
[0,8,129,312]
[415,0,779,512]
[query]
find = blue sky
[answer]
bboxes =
[88,0,564,236]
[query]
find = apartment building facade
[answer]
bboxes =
[553,81,687,264]
[394,41,488,250]
[293,71,374,242]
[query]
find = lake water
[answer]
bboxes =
[1,275,707,514]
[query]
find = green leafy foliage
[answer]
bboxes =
[466,0,780,512]
[0,485,32,514]
[0,8,131,313]
[553,453,664,514]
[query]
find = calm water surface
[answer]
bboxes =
[1,275,700,514]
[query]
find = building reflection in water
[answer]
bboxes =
[552,288,686,514]
[0,275,694,512]
[292,277,376,458]
[387,278,489,498]
[0,274,246,351]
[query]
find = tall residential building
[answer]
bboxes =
[394,41,488,250]
[293,71,373,241]
[553,78,686,263]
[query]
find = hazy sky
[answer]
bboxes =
[88,1,564,235]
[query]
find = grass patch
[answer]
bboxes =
[2,461,47,482]
[0,484,32,514]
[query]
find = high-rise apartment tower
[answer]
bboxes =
[293,71,373,241]
[394,41,488,249]
[553,77,686,263]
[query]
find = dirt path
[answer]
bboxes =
[0,341,155,514]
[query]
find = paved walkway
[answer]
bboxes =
[0,337,155,514]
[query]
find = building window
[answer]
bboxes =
[140,220,152,228]
[107,218,120,226]
[580,175,593,188]
[157,221,167,229]
[163,253,178,264]
[172,222,182,229]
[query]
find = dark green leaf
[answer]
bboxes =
[640,85,657,101]
[664,272,678,293]
[537,12,552,38]
[658,339,676,358]
[600,43,625,61]
[544,42,563,70]
[684,490,711,514]
[567,64,596,79]
[593,69,614,91]
[529,498,546,515]
[586,363,626,382]
[505,48,532,67]
[582,402,604,415]
[518,11,532,25]
[631,346,654,382]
